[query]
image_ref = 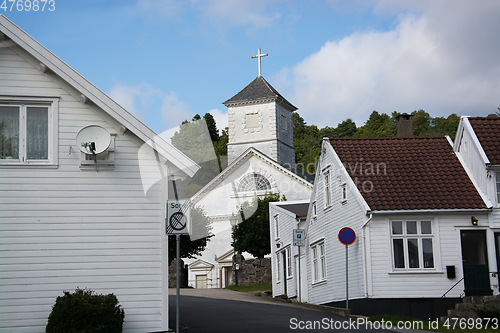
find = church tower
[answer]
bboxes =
[223,49,297,166]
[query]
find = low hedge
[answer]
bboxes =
[46,288,125,333]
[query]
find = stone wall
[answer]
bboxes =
[169,259,188,288]
[234,254,272,286]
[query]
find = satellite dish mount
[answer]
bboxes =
[76,125,111,172]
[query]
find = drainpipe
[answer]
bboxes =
[362,213,373,298]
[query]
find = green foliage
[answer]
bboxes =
[225,282,272,292]
[168,205,213,264]
[45,288,124,333]
[233,193,284,258]
[473,305,500,320]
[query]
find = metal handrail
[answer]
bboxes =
[441,272,471,299]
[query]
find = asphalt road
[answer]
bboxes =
[167,291,395,333]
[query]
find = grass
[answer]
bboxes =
[368,314,499,333]
[225,283,272,293]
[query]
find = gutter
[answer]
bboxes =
[368,208,491,215]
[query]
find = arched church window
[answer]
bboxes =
[237,173,272,192]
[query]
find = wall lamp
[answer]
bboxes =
[471,216,479,226]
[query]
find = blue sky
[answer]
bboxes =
[3,0,500,135]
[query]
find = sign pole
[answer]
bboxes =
[338,227,355,310]
[172,179,180,333]
[346,244,348,310]
[176,234,180,333]
[298,245,301,303]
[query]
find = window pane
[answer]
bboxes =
[407,221,417,234]
[321,257,326,279]
[496,172,500,204]
[320,244,324,256]
[422,238,434,268]
[0,106,19,159]
[27,107,48,160]
[392,221,403,235]
[421,221,432,234]
[393,239,405,268]
[408,238,420,268]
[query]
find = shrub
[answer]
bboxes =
[473,305,500,320]
[46,288,125,333]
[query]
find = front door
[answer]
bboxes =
[195,275,207,289]
[460,230,492,296]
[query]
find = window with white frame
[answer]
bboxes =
[341,183,347,202]
[286,247,292,278]
[391,220,435,270]
[311,241,326,283]
[274,214,279,239]
[277,252,281,282]
[312,201,317,218]
[496,172,500,205]
[0,98,57,164]
[324,171,331,208]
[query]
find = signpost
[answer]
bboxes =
[338,227,356,309]
[293,229,305,302]
[166,198,191,333]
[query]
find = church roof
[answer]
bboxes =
[223,76,297,111]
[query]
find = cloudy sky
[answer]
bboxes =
[4,0,499,134]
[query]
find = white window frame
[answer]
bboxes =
[341,183,347,203]
[311,240,326,284]
[312,201,317,219]
[0,96,58,167]
[276,251,281,283]
[390,220,436,272]
[323,170,332,209]
[496,172,500,206]
[274,214,279,240]
[286,247,292,279]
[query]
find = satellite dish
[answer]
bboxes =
[76,125,111,155]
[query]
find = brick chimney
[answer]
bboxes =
[396,113,413,137]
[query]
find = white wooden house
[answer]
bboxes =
[0,15,198,333]
[454,116,500,290]
[303,135,492,319]
[269,200,309,302]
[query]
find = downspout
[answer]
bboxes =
[362,213,373,298]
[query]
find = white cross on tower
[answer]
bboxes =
[251,48,268,77]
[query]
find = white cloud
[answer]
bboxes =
[159,91,193,130]
[282,0,500,127]
[108,83,193,131]
[200,0,282,29]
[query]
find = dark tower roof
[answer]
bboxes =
[223,76,297,111]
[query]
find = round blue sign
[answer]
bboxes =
[338,227,356,245]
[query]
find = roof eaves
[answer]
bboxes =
[0,15,199,177]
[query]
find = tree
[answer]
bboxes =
[355,111,391,137]
[232,193,285,258]
[203,112,219,143]
[334,118,357,138]
[411,109,431,136]
[168,205,213,264]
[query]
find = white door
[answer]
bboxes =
[195,275,207,289]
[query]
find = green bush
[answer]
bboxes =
[473,305,500,320]
[46,288,125,333]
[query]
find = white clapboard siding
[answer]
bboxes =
[305,142,366,305]
[270,203,301,298]
[368,213,489,299]
[0,40,166,333]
